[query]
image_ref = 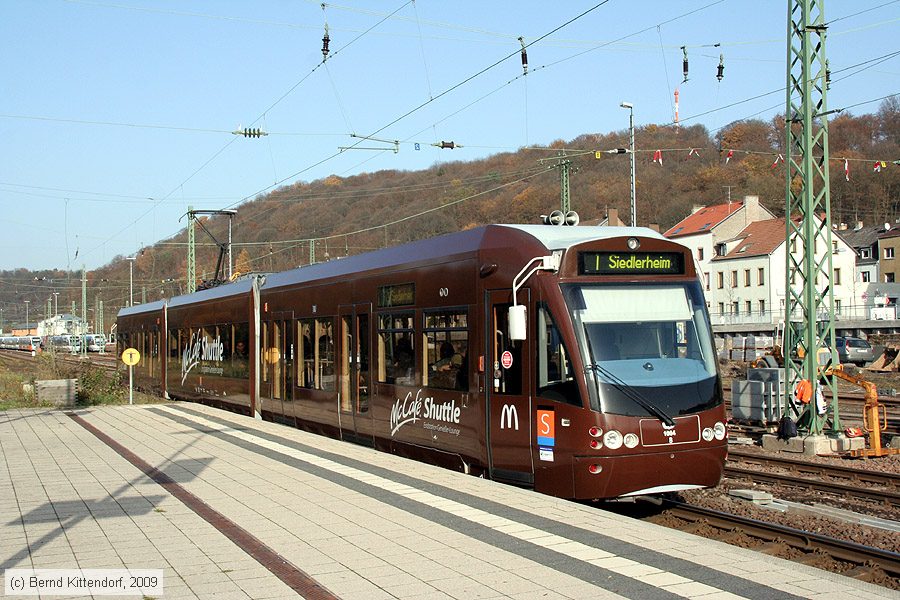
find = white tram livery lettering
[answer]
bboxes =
[181,331,224,384]
[390,388,461,436]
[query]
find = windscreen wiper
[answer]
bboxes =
[585,363,676,427]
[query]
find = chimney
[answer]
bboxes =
[856,220,864,230]
[607,208,619,226]
[691,204,705,214]
[648,223,660,233]
[839,222,847,230]
[742,195,760,223]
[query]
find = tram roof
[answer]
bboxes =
[116,299,166,318]
[262,224,668,291]
[167,277,257,309]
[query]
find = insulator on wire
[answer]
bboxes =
[232,127,267,138]
[322,24,330,60]
[432,141,460,149]
[681,46,689,83]
[825,58,831,90]
[518,36,528,75]
[717,53,725,82]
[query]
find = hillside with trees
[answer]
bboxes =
[2,99,898,332]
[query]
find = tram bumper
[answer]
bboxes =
[572,445,727,500]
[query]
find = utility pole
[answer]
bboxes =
[81,265,87,357]
[187,205,196,294]
[620,102,636,226]
[783,0,839,435]
[558,157,572,213]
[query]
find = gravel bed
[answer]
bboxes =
[677,442,900,553]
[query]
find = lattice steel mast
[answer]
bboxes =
[783,0,840,434]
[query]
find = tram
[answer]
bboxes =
[117,224,726,500]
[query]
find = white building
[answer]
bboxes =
[37,314,88,337]
[706,217,859,325]
[664,196,776,293]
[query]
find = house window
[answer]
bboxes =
[862,271,871,283]
[731,271,738,287]
[886,273,895,283]
[718,302,725,315]
[732,301,739,315]
[758,268,765,285]
[790,238,797,254]
[861,248,871,259]
[704,272,710,290]
[745,300,752,315]
[717,272,724,289]
[744,269,751,286]
[886,247,895,259]
[834,268,841,285]
[759,300,766,315]
[697,247,704,261]
[835,299,842,314]
[832,240,838,254]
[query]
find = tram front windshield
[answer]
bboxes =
[565,282,721,417]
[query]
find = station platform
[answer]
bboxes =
[1,403,893,600]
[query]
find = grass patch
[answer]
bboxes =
[0,353,162,409]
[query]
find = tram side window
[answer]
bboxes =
[298,320,313,388]
[492,304,523,395]
[230,323,249,377]
[260,322,269,383]
[377,313,415,385]
[423,309,468,391]
[317,318,335,391]
[536,306,579,406]
[168,330,178,359]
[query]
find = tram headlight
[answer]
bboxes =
[702,427,714,442]
[713,422,727,440]
[627,237,640,250]
[603,430,623,450]
[623,432,639,448]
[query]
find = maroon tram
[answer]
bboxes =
[117,224,726,500]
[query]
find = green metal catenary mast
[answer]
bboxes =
[783,0,840,434]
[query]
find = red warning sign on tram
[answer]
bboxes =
[501,350,513,369]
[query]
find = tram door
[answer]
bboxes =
[486,289,533,486]
[338,303,373,444]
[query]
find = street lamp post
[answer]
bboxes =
[24,300,30,334]
[126,256,136,307]
[620,101,636,226]
[53,292,59,318]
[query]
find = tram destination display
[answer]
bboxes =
[579,251,684,275]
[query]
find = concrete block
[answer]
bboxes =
[36,379,78,407]
[729,489,774,504]
[761,433,865,455]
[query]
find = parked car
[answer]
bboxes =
[835,336,875,366]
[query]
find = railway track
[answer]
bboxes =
[0,349,118,373]
[726,449,900,508]
[653,499,900,587]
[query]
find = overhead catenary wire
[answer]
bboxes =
[17,0,896,276]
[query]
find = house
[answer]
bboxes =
[664,196,775,293]
[707,217,858,324]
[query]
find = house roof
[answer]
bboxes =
[840,224,882,248]
[713,218,787,260]
[664,201,744,238]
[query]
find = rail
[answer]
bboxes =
[659,499,900,582]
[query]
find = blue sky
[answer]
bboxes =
[2,0,898,271]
